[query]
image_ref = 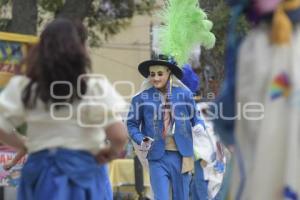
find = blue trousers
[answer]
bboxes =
[18,148,112,200]
[148,151,191,200]
[192,160,208,200]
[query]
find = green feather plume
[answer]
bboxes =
[159,0,216,67]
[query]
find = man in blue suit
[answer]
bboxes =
[127,55,205,200]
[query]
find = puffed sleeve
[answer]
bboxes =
[80,77,127,128]
[0,76,29,133]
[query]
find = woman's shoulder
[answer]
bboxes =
[85,76,125,105]
[85,76,113,97]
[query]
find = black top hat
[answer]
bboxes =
[138,54,183,79]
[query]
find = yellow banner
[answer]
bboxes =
[0,32,38,88]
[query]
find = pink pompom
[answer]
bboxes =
[254,0,283,14]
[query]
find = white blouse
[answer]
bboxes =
[0,75,126,155]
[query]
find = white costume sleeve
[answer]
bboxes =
[0,76,29,133]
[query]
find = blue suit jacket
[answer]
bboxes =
[127,86,204,160]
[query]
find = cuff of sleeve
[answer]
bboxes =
[137,138,143,145]
[133,134,143,145]
[0,115,14,133]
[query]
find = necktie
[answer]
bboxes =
[162,100,171,139]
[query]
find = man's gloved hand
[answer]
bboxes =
[213,160,225,173]
[192,124,206,135]
[140,137,154,151]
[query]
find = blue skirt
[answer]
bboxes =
[18,148,112,200]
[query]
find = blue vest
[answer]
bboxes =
[127,86,204,160]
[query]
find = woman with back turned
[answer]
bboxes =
[0,18,128,200]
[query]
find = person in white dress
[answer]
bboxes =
[0,18,128,200]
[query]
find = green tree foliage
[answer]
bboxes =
[0,0,156,46]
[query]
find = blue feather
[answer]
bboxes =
[181,64,200,94]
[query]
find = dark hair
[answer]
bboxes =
[22,18,91,108]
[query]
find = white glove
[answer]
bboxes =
[192,124,206,135]
[140,137,154,151]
